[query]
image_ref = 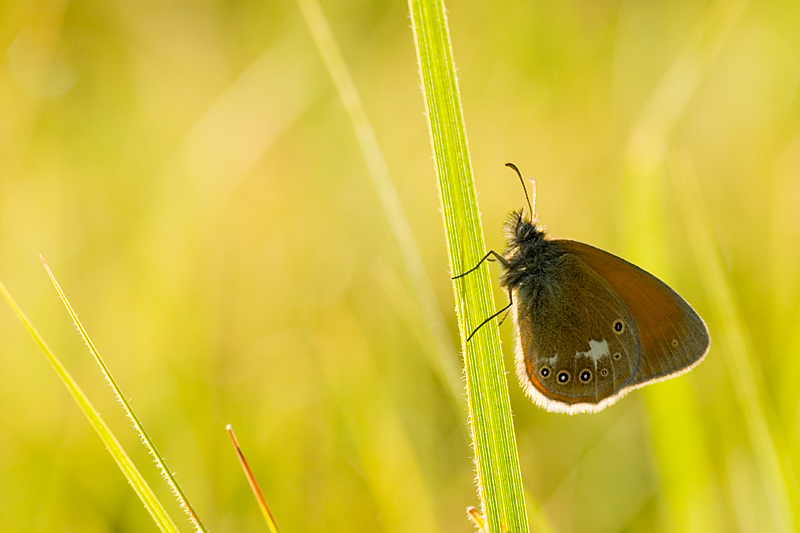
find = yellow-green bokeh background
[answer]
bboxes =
[2,1,800,532]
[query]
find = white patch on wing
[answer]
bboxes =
[542,354,558,367]
[576,339,609,362]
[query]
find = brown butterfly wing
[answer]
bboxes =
[559,240,710,387]
[511,251,641,413]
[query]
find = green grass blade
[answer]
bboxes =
[0,279,181,533]
[619,3,759,528]
[671,156,798,532]
[623,0,750,263]
[408,1,529,532]
[37,258,209,533]
[296,0,463,407]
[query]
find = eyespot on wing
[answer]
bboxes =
[510,253,640,413]
[558,239,709,385]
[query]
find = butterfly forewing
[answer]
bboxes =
[559,240,710,386]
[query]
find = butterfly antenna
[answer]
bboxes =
[505,162,536,222]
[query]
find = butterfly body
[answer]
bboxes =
[498,210,709,414]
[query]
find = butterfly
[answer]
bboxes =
[458,163,709,414]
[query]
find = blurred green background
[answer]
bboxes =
[2,1,800,531]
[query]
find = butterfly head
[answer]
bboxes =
[503,163,546,248]
[505,209,544,246]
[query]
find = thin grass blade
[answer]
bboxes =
[671,155,798,532]
[226,424,280,533]
[296,0,463,408]
[39,258,208,533]
[0,279,181,533]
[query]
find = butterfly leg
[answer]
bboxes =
[452,250,509,280]
[466,292,513,342]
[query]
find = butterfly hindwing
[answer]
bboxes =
[511,249,641,413]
